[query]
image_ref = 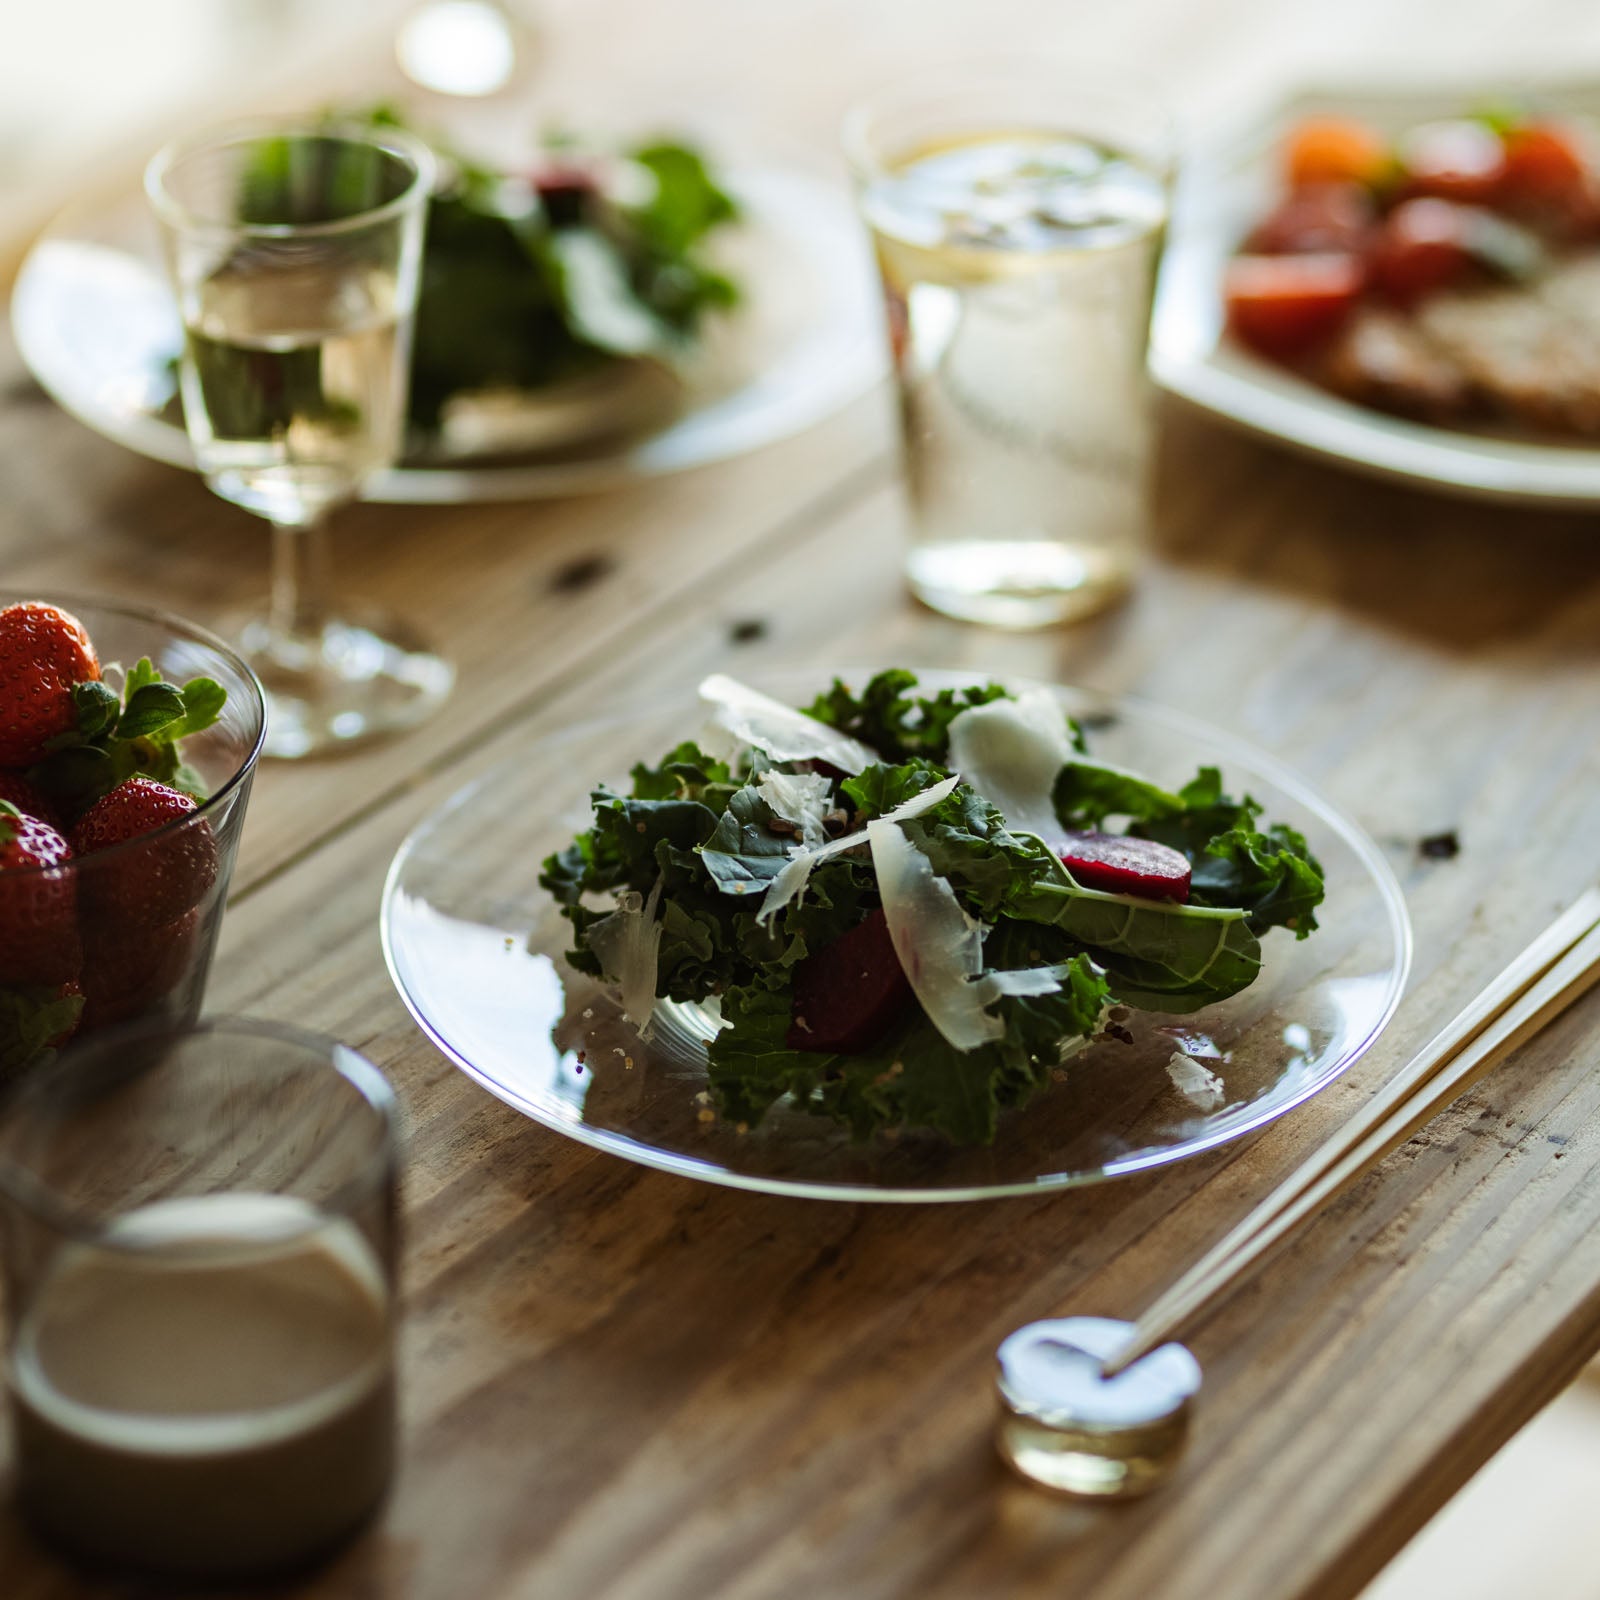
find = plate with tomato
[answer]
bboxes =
[1151,81,1600,503]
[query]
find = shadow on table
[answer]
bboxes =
[1152,402,1600,660]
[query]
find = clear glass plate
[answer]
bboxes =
[10,166,884,503]
[1152,78,1600,506]
[380,671,1412,1201]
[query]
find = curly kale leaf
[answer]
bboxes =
[1125,768,1326,938]
[707,945,1109,1144]
[805,670,1016,765]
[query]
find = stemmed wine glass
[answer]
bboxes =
[146,120,453,759]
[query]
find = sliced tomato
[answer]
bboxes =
[1395,119,1507,204]
[1244,181,1377,255]
[1497,121,1600,236]
[1224,253,1365,358]
[1501,122,1589,202]
[1283,116,1389,188]
[1369,199,1476,303]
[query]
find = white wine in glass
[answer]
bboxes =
[147,122,452,759]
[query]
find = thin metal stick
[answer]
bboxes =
[1101,889,1600,1377]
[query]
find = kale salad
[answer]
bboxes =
[540,671,1325,1146]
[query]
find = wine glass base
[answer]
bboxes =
[235,611,454,760]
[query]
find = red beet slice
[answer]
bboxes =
[1059,832,1192,903]
[787,908,911,1054]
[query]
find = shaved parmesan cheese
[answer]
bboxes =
[946,688,1078,838]
[699,675,876,774]
[987,966,1066,997]
[869,819,1003,1052]
[1167,1052,1225,1111]
[756,773,961,924]
[585,879,664,1035]
[756,769,833,848]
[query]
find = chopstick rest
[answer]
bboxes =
[996,1318,1202,1497]
[995,887,1600,1495]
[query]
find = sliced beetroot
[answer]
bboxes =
[1059,832,1192,903]
[787,907,911,1054]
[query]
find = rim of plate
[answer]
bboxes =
[379,671,1413,1203]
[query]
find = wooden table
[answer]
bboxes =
[9,3,1600,1595]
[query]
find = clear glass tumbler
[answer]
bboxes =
[146,120,453,758]
[0,1018,399,1581]
[845,63,1174,628]
[0,593,266,1078]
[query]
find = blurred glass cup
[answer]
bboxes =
[0,1019,399,1581]
[845,62,1174,628]
[146,120,452,759]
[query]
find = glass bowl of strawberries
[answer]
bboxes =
[0,595,266,1078]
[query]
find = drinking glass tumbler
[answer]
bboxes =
[0,594,265,1077]
[845,63,1174,628]
[146,120,451,758]
[0,1019,400,1581]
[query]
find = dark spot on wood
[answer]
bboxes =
[1419,830,1460,861]
[549,553,613,593]
[1105,1023,1135,1046]
[728,617,767,644]
[1078,710,1119,732]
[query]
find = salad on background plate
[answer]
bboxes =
[11,109,883,501]
[353,107,744,453]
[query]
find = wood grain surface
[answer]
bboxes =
[9,2,1600,1596]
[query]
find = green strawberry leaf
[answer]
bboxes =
[166,758,209,801]
[0,984,83,1080]
[0,799,19,849]
[115,681,187,742]
[123,657,161,697]
[166,677,227,743]
[27,662,227,823]
[69,680,121,743]
[32,745,122,813]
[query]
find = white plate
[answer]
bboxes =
[11,166,886,503]
[1152,79,1600,505]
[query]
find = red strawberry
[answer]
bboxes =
[0,770,61,831]
[72,778,218,932]
[0,603,100,767]
[80,909,201,1028]
[0,801,80,986]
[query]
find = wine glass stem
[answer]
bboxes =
[268,517,332,646]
